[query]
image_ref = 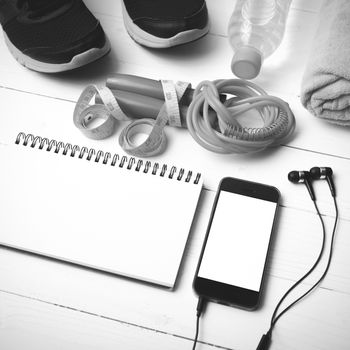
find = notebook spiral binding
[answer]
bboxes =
[15,132,201,184]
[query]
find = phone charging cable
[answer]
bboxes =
[192,297,206,350]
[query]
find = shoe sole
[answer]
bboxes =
[3,32,111,73]
[122,1,209,48]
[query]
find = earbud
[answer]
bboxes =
[288,170,316,201]
[310,167,336,197]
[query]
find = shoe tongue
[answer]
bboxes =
[26,0,49,9]
[26,0,68,10]
[24,0,72,19]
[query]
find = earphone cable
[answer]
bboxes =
[268,201,326,330]
[271,197,339,329]
[258,196,339,350]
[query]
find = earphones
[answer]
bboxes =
[310,167,336,197]
[257,166,338,350]
[288,170,315,201]
[288,166,336,200]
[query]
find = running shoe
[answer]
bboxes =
[122,0,209,48]
[0,0,110,73]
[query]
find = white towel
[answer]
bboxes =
[300,0,350,126]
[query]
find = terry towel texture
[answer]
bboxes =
[301,0,350,126]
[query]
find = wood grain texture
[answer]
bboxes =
[0,0,349,349]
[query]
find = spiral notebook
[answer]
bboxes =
[0,132,203,288]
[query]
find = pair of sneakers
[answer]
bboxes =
[0,0,209,73]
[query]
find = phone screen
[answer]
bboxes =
[197,190,277,292]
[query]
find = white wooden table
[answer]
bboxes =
[1,1,349,349]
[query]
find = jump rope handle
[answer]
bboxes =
[95,74,225,127]
[104,74,193,126]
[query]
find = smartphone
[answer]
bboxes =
[193,177,280,310]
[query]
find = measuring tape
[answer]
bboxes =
[73,81,189,157]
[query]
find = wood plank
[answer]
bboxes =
[1,279,348,350]
[0,291,218,350]
[0,193,348,349]
[0,89,348,218]
[0,245,349,350]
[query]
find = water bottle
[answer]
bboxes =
[228,0,292,79]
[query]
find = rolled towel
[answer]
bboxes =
[300,0,350,126]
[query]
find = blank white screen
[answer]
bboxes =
[198,190,277,292]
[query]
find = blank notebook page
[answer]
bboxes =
[0,133,203,288]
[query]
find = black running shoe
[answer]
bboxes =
[122,0,209,48]
[0,0,110,73]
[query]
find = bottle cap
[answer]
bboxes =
[231,47,262,79]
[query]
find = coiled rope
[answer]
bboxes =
[186,79,295,154]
